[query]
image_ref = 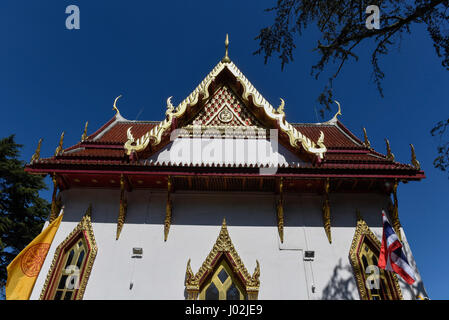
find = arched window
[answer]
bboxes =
[40,208,97,300]
[199,257,247,300]
[185,219,260,300]
[349,216,402,300]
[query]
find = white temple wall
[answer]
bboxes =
[30,188,425,300]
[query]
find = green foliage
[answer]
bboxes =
[0,135,50,297]
[431,119,449,174]
[255,0,449,172]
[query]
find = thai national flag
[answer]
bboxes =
[378,210,416,285]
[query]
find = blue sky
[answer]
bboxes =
[0,1,448,299]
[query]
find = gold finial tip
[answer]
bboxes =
[333,100,342,119]
[363,127,371,148]
[385,139,395,161]
[410,143,420,170]
[81,121,89,141]
[222,34,231,63]
[113,95,122,115]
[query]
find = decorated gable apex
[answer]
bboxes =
[187,85,265,129]
[123,42,327,161]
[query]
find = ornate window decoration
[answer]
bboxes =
[349,215,402,300]
[40,206,97,300]
[185,219,260,300]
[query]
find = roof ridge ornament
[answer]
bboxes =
[81,121,89,142]
[113,95,122,116]
[166,96,175,115]
[30,138,42,163]
[330,100,342,123]
[410,144,420,170]
[221,34,231,63]
[277,98,285,115]
[54,132,64,156]
[363,127,371,148]
[385,138,395,161]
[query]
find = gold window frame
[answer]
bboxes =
[199,257,246,300]
[185,219,260,300]
[40,209,97,300]
[349,216,403,300]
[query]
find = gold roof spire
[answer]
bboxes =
[331,100,342,121]
[363,127,371,148]
[54,132,65,156]
[325,100,342,124]
[222,34,231,63]
[113,95,122,116]
[81,121,89,141]
[410,144,421,170]
[30,138,42,163]
[385,138,395,161]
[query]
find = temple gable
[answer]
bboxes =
[186,85,264,129]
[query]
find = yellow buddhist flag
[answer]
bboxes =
[5,212,63,300]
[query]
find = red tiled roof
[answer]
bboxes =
[26,117,423,179]
[92,122,158,143]
[292,123,363,149]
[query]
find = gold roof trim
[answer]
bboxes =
[124,59,327,159]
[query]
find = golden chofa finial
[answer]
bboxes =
[54,132,64,156]
[385,138,395,161]
[30,138,42,163]
[81,121,89,141]
[222,34,231,63]
[113,95,122,115]
[410,144,421,170]
[331,100,342,122]
[363,127,371,148]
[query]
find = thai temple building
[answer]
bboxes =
[25,36,427,300]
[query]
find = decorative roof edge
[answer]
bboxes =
[123,59,327,159]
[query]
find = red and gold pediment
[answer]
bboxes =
[186,85,264,128]
[123,57,327,161]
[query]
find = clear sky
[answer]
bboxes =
[0,1,448,299]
